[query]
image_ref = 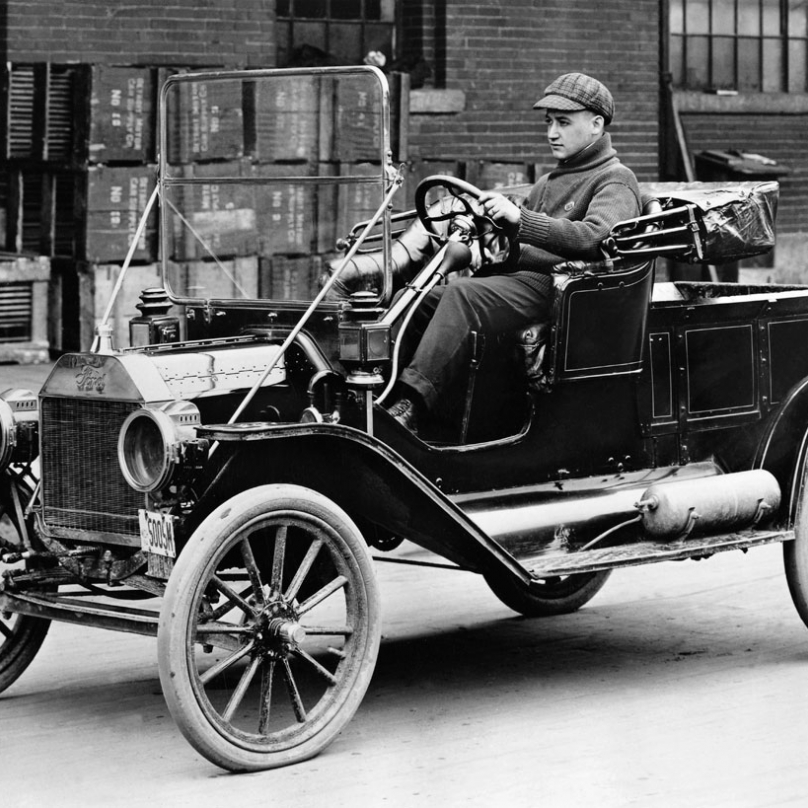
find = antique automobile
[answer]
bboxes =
[1,66,807,772]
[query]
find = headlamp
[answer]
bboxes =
[118,400,206,493]
[0,389,39,472]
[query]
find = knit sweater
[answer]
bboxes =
[509,132,641,286]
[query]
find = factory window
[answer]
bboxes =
[670,0,808,92]
[276,0,439,88]
[276,0,398,69]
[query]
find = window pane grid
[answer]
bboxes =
[671,0,807,91]
[277,0,396,68]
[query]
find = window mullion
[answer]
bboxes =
[781,0,787,92]
[708,0,713,88]
[360,0,366,61]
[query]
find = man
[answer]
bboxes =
[388,72,642,433]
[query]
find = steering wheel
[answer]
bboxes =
[414,175,500,239]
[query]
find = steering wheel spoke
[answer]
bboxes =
[415,175,499,240]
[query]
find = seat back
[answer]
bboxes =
[517,257,656,392]
[546,257,655,384]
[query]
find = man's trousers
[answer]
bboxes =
[398,273,551,413]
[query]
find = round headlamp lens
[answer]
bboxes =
[0,399,15,471]
[119,410,171,493]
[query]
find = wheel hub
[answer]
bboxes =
[267,617,306,645]
[253,598,305,651]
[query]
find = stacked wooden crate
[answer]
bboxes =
[246,73,385,302]
[1,63,161,352]
[163,73,260,315]
[246,73,322,298]
[75,65,161,351]
[0,255,50,363]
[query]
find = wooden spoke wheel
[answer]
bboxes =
[158,485,381,771]
[784,465,808,628]
[484,569,612,617]
[0,478,50,694]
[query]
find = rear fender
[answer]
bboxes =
[193,422,529,583]
[755,377,808,525]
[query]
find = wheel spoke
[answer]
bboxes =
[222,655,261,722]
[211,576,256,619]
[0,619,13,640]
[193,623,251,652]
[195,622,253,635]
[258,658,276,734]
[241,538,265,607]
[284,538,323,601]
[292,647,339,685]
[199,640,255,685]
[298,575,348,616]
[280,656,307,722]
[207,584,253,622]
[270,523,288,595]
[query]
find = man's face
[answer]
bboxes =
[544,109,602,161]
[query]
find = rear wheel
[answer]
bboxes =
[158,484,381,771]
[784,466,808,628]
[0,478,50,693]
[484,569,612,617]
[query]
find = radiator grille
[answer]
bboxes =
[41,398,144,538]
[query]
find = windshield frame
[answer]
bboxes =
[157,65,395,310]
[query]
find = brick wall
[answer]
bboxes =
[408,0,661,182]
[1,1,275,67]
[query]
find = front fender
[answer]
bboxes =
[193,422,529,583]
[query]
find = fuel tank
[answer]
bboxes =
[636,469,780,539]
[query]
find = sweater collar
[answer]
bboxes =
[551,132,616,174]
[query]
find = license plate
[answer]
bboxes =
[139,509,177,558]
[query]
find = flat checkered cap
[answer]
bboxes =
[533,73,614,124]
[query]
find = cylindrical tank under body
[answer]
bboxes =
[636,469,781,539]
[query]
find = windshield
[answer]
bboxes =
[158,67,394,306]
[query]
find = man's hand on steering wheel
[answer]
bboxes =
[478,190,521,229]
[414,176,517,270]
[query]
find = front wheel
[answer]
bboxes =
[484,569,612,617]
[158,485,381,772]
[0,477,50,694]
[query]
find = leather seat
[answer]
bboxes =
[515,257,656,393]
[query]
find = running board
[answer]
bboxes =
[0,590,160,636]
[523,528,793,578]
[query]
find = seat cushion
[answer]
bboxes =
[516,320,552,393]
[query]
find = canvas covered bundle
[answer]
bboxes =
[608,181,779,265]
